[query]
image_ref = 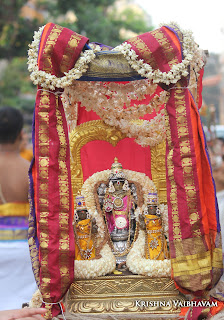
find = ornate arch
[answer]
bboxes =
[69,120,166,203]
[69,120,126,198]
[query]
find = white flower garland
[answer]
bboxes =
[61,96,78,132]
[81,170,111,241]
[29,289,42,308]
[81,168,157,225]
[28,23,204,90]
[81,169,170,277]
[122,111,166,147]
[113,22,204,85]
[81,169,157,242]
[126,230,171,277]
[27,26,97,90]
[63,82,168,146]
[74,243,116,279]
[28,23,203,147]
[64,80,159,121]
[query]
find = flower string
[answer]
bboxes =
[28,22,204,90]
[28,22,204,147]
[113,22,204,86]
[27,26,97,90]
[63,82,169,147]
[126,230,171,277]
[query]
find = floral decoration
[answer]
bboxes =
[28,23,204,90]
[74,244,116,279]
[29,289,42,308]
[27,26,97,91]
[28,23,204,147]
[63,82,168,146]
[80,169,170,277]
[113,22,204,86]
[126,230,171,277]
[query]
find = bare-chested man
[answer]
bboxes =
[0,107,30,204]
[0,107,37,310]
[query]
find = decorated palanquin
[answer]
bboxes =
[27,21,223,319]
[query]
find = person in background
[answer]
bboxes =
[0,107,37,310]
[20,129,33,162]
[208,140,224,301]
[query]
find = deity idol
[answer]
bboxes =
[102,158,136,267]
[73,193,98,260]
[139,192,169,260]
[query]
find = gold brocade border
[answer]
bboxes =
[60,33,83,74]
[41,25,63,73]
[166,86,213,290]
[174,88,201,237]
[128,36,158,69]
[212,247,224,268]
[164,109,182,242]
[151,29,177,68]
[38,91,51,302]
[55,98,71,293]
[0,229,28,240]
[170,235,220,290]
[0,203,29,217]
[171,251,211,276]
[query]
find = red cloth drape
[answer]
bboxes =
[31,23,89,319]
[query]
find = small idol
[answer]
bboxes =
[139,191,169,260]
[73,193,98,260]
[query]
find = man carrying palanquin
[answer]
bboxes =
[0,107,36,310]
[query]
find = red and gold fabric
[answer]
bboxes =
[29,23,89,319]
[129,25,222,294]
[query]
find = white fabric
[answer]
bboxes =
[0,240,37,310]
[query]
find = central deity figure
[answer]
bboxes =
[102,158,136,267]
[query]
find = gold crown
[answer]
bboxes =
[111,157,123,173]
[109,157,126,180]
[147,192,158,205]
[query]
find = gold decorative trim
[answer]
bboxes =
[69,120,126,198]
[55,99,71,292]
[150,140,167,204]
[66,275,186,315]
[37,91,51,299]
